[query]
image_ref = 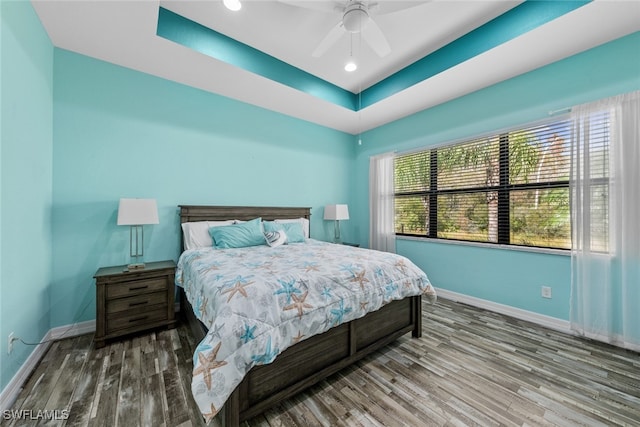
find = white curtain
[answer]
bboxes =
[369,152,396,253]
[570,91,640,351]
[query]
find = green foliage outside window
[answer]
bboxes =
[394,120,582,250]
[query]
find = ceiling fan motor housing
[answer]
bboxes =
[343,3,370,33]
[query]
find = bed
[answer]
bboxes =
[176,205,436,426]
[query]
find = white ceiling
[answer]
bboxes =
[32,0,640,134]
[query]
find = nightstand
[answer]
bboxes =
[94,260,176,348]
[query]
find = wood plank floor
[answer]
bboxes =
[4,298,639,427]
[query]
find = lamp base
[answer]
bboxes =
[126,225,146,272]
[333,220,342,244]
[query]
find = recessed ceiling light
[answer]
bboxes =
[344,61,357,72]
[223,0,242,11]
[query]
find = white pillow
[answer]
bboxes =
[181,220,234,250]
[275,218,310,238]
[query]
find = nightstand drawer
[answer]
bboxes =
[106,278,167,299]
[106,291,167,314]
[107,306,168,332]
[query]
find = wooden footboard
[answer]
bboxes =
[180,287,421,426]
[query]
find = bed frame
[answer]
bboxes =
[178,205,422,426]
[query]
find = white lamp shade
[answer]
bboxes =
[117,198,159,225]
[324,204,349,221]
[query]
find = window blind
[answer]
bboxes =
[394,116,609,250]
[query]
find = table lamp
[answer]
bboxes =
[117,198,159,270]
[324,204,349,243]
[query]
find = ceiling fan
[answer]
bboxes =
[280,1,424,58]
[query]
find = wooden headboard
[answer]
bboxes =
[179,205,311,223]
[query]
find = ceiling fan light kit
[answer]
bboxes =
[301,0,392,58]
[343,3,369,32]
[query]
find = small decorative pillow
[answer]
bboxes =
[264,230,286,248]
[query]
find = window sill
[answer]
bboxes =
[396,235,570,256]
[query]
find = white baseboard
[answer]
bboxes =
[0,341,51,411]
[435,289,640,353]
[0,320,96,411]
[435,288,572,333]
[49,319,96,341]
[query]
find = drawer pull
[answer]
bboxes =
[129,316,149,323]
[129,285,149,291]
[129,301,149,307]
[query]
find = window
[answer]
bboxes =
[394,117,609,250]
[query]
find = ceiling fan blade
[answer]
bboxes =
[312,21,345,57]
[277,0,341,13]
[361,19,391,57]
[371,1,427,16]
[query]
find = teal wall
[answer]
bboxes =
[51,50,355,328]
[0,1,53,390]
[352,32,640,320]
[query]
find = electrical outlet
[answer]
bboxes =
[541,286,552,299]
[8,332,18,354]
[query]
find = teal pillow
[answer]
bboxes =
[209,217,265,249]
[264,221,305,243]
[263,221,281,233]
[281,222,305,243]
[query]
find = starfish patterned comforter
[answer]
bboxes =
[175,239,436,422]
